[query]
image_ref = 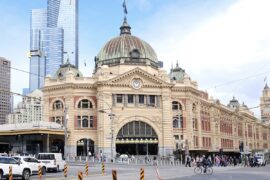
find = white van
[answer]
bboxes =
[37,153,66,172]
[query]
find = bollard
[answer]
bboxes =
[140,168,144,180]
[38,165,42,180]
[78,171,83,180]
[64,164,68,178]
[85,163,89,176]
[112,170,117,180]
[9,166,12,180]
[102,162,105,175]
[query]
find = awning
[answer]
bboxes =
[115,138,158,144]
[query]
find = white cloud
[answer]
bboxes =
[138,0,270,116]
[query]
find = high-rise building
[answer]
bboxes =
[29,0,78,92]
[8,89,43,124]
[0,57,11,124]
[29,9,47,92]
[41,28,64,76]
[47,0,79,67]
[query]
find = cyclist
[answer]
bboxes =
[201,155,209,173]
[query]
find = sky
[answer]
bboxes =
[1,0,270,117]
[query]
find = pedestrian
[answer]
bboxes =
[185,155,191,167]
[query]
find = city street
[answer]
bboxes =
[29,163,270,180]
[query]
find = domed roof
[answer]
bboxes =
[53,59,83,79]
[96,17,159,68]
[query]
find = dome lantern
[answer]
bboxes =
[120,17,131,35]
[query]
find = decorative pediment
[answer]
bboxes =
[100,67,173,88]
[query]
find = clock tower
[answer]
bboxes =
[260,83,270,124]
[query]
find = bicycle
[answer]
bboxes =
[194,163,213,175]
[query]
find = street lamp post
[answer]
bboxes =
[98,98,115,163]
[64,106,68,160]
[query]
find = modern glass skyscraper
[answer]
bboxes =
[42,28,64,75]
[47,0,79,67]
[29,0,78,92]
[29,9,47,92]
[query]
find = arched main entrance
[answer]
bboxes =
[76,138,94,156]
[116,121,158,155]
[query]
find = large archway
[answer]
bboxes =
[116,121,158,155]
[76,138,95,156]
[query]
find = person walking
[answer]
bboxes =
[185,155,191,167]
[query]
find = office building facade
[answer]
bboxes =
[8,89,43,124]
[0,57,11,124]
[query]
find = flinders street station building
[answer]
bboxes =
[0,17,270,159]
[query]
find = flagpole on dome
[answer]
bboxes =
[120,0,131,35]
[123,0,128,17]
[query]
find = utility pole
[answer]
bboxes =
[64,106,68,160]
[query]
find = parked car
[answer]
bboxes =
[13,156,46,175]
[37,153,65,172]
[0,156,31,180]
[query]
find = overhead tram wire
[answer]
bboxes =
[0,88,42,102]
[205,69,270,91]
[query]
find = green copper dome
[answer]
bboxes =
[96,17,159,68]
[53,59,83,79]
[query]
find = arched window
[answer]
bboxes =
[78,99,93,109]
[82,116,89,128]
[53,100,63,110]
[173,118,179,128]
[117,121,158,139]
[172,101,182,110]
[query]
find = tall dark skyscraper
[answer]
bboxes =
[29,0,78,92]
[0,57,11,124]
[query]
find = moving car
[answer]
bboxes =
[13,156,46,175]
[37,153,65,172]
[0,156,31,180]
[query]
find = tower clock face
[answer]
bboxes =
[132,79,142,89]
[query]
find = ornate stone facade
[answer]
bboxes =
[42,18,270,159]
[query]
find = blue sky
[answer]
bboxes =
[1,0,270,117]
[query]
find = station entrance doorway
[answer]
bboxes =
[116,121,158,155]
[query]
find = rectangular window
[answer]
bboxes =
[128,95,134,104]
[90,116,94,128]
[77,116,81,128]
[116,94,123,103]
[139,95,144,104]
[149,95,155,105]
[180,135,184,140]
[174,135,179,140]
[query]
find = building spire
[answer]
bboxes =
[120,1,131,35]
[176,60,179,67]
